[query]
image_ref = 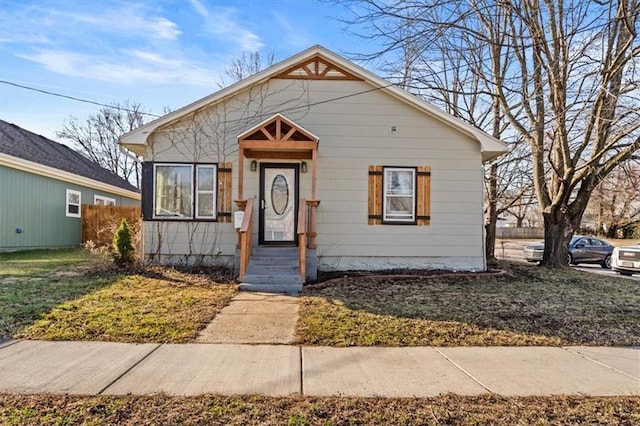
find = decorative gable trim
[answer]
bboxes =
[238,114,319,142]
[273,54,363,81]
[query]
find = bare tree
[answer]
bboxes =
[587,160,640,237]
[218,51,277,87]
[337,0,640,266]
[58,101,149,187]
[144,51,310,266]
[357,3,531,263]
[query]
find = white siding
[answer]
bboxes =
[143,78,486,271]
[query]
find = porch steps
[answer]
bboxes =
[240,247,303,295]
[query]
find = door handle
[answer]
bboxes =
[261,199,265,209]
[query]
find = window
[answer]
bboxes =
[368,165,430,226]
[383,167,416,223]
[94,195,116,206]
[152,163,219,220]
[154,164,193,218]
[66,189,81,218]
[196,165,217,219]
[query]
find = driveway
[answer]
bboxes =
[495,240,640,282]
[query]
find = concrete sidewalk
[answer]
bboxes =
[1,340,638,397]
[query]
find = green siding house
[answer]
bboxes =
[0,120,140,250]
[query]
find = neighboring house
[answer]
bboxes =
[120,45,506,291]
[0,120,140,250]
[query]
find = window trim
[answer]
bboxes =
[94,195,116,206]
[382,166,417,225]
[152,162,219,221]
[66,189,81,218]
[195,164,218,220]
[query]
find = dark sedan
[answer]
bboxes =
[523,236,614,268]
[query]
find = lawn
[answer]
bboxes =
[0,249,119,338]
[1,393,638,425]
[1,248,237,343]
[296,262,640,347]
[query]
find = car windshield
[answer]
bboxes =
[570,236,582,244]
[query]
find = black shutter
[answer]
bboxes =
[141,161,154,220]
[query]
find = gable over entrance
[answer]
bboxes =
[237,114,319,201]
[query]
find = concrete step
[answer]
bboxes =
[248,258,299,267]
[246,264,299,274]
[242,273,303,285]
[251,248,298,258]
[239,282,303,295]
[240,246,304,294]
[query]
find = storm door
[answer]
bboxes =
[259,163,299,245]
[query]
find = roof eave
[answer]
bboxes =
[119,45,508,160]
[0,153,141,200]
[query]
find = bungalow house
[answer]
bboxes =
[120,45,507,293]
[0,120,140,250]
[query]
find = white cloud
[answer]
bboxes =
[198,6,264,52]
[127,50,182,68]
[67,8,181,41]
[272,12,311,48]
[17,49,219,87]
[189,0,209,18]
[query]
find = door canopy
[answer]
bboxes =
[238,114,318,160]
[237,114,319,200]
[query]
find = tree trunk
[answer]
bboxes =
[485,163,498,265]
[541,212,575,267]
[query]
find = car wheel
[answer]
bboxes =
[619,271,633,276]
[602,255,611,269]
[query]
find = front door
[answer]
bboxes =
[259,163,299,245]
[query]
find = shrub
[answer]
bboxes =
[622,222,640,239]
[113,218,135,267]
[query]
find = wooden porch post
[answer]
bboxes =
[311,147,317,200]
[238,147,244,200]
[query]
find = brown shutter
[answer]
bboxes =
[217,162,232,222]
[368,165,383,225]
[417,166,431,225]
[141,161,154,220]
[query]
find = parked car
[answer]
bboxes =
[611,243,640,276]
[522,236,613,268]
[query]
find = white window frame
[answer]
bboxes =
[195,164,218,219]
[94,195,116,206]
[153,163,194,219]
[66,189,81,218]
[382,167,416,224]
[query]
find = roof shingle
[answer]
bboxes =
[0,120,138,192]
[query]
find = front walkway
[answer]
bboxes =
[0,340,638,397]
[196,292,298,344]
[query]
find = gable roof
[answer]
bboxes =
[120,45,507,163]
[0,120,140,198]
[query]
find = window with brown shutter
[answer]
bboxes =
[368,165,430,225]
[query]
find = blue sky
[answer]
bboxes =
[0,0,377,142]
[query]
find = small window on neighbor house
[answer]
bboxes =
[382,167,416,223]
[94,195,116,206]
[66,189,81,218]
[154,164,193,218]
[196,165,217,219]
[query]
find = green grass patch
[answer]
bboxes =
[1,393,638,425]
[0,248,118,337]
[298,262,640,346]
[0,248,95,277]
[16,269,237,343]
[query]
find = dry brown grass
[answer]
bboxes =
[1,393,638,425]
[14,267,237,343]
[297,262,640,346]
